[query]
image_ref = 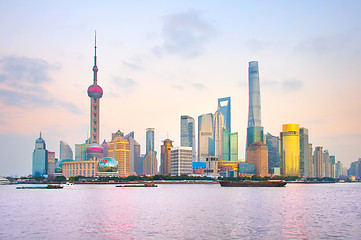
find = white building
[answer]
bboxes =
[171,147,193,176]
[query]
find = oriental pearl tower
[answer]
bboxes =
[86,34,104,160]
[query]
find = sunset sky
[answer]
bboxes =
[1,0,360,176]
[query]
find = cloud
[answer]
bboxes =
[171,84,184,91]
[122,60,143,70]
[153,9,216,58]
[111,77,138,94]
[192,83,206,90]
[261,78,303,91]
[0,55,81,114]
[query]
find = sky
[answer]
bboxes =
[0,0,361,176]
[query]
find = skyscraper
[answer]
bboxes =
[247,142,269,177]
[180,116,196,162]
[218,97,231,133]
[59,141,73,161]
[125,131,140,174]
[198,113,213,162]
[86,34,103,160]
[108,130,130,175]
[308,143,313,177]
[266,132,280,173]
[146,128,155,155]
[314,146,323,178]
[323,150,331,178]
[330,155,336,178]
[246,61,264,149]
[171,147,193,176]
[280,124,300,176]
[222,129,238,161]
[32,132,48,177]
[300,128,309,177]
[160,139,173,175]
[213,107,224,160]
[143,150,158,175]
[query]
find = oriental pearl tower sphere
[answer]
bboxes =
[86,33,103,159]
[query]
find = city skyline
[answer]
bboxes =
[1,1,361,176]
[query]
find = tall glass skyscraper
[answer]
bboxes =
[222,129,238,161]
[246,61,264,149]
[213,107,224,160]
[59,141,73,161]
[180,115,196,162]
[32,133,48,177]
[280,124,300,176]
[146,128,155,154]
[300,128,309,177]
[198,113,213,162]
[218,97,231,133]
[266,132,280,172]
[314,146,323,178]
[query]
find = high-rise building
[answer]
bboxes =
[314,146,323,178]
[101,140,109,158]
[146,128,155,155]
[59,141,73,161]
[266,132,280,173]
[180,116,196,162]
[47,151,56,176]
[32,133,48,177]
[171,147,193,176]
[218,97,231,133]
[308,143,313,177]
[125,131,140,173]
[213,107,224,160]
[198,113,213,162]
[75,141,90,161]
[323,150,331,178]
[246,61,264,150]
[280,124,300,176]
[335,160,342,178]
[300,128,309,177]
[222,129,238,161]
[108,130,131,175]
[160,139,173,175]
[143,150,158,175]
[86,34,104,160]
[330,155,335,178]
[247,142,268,177]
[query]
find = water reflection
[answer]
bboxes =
[1,183,361,239]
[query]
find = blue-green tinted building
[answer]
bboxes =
[238,163,255,175]
[222,129,238,161]
[266,132,280,173]
[218,97,231,133]
[180,115,196,162]
[146,128,155,154]
[246,126,264,149]
[32,133,48,177]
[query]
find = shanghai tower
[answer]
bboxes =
[246,61,264,149]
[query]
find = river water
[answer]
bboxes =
[1,183,361,239]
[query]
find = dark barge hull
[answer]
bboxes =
[219,181,287,187]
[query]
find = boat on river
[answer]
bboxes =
[16,184,63,189]
[0,177,11,185]
[116,183,157,187]
[219,180,286,187]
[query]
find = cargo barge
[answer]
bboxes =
[16,184,63,189]
[219,180,286,187]
[116,183,157,187]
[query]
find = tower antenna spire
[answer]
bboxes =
[94,31,97,66]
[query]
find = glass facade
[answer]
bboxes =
[266,132,280,172]
[218,97,231,133]
[213,107,224,160]
[32,135,48,177]
[180,116,196,162]
[60,141,73,161]
[198,113,213,162]
[230,133,238,161]
[299,128,309,177]
[146,128,155,155]
[246,126,264,149]
[247,61,261,128]
[238,163,255,175]
[280,124,300,176]
[314,146,323,178]
[222,129,230,160]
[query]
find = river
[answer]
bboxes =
[1,183,360,239]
